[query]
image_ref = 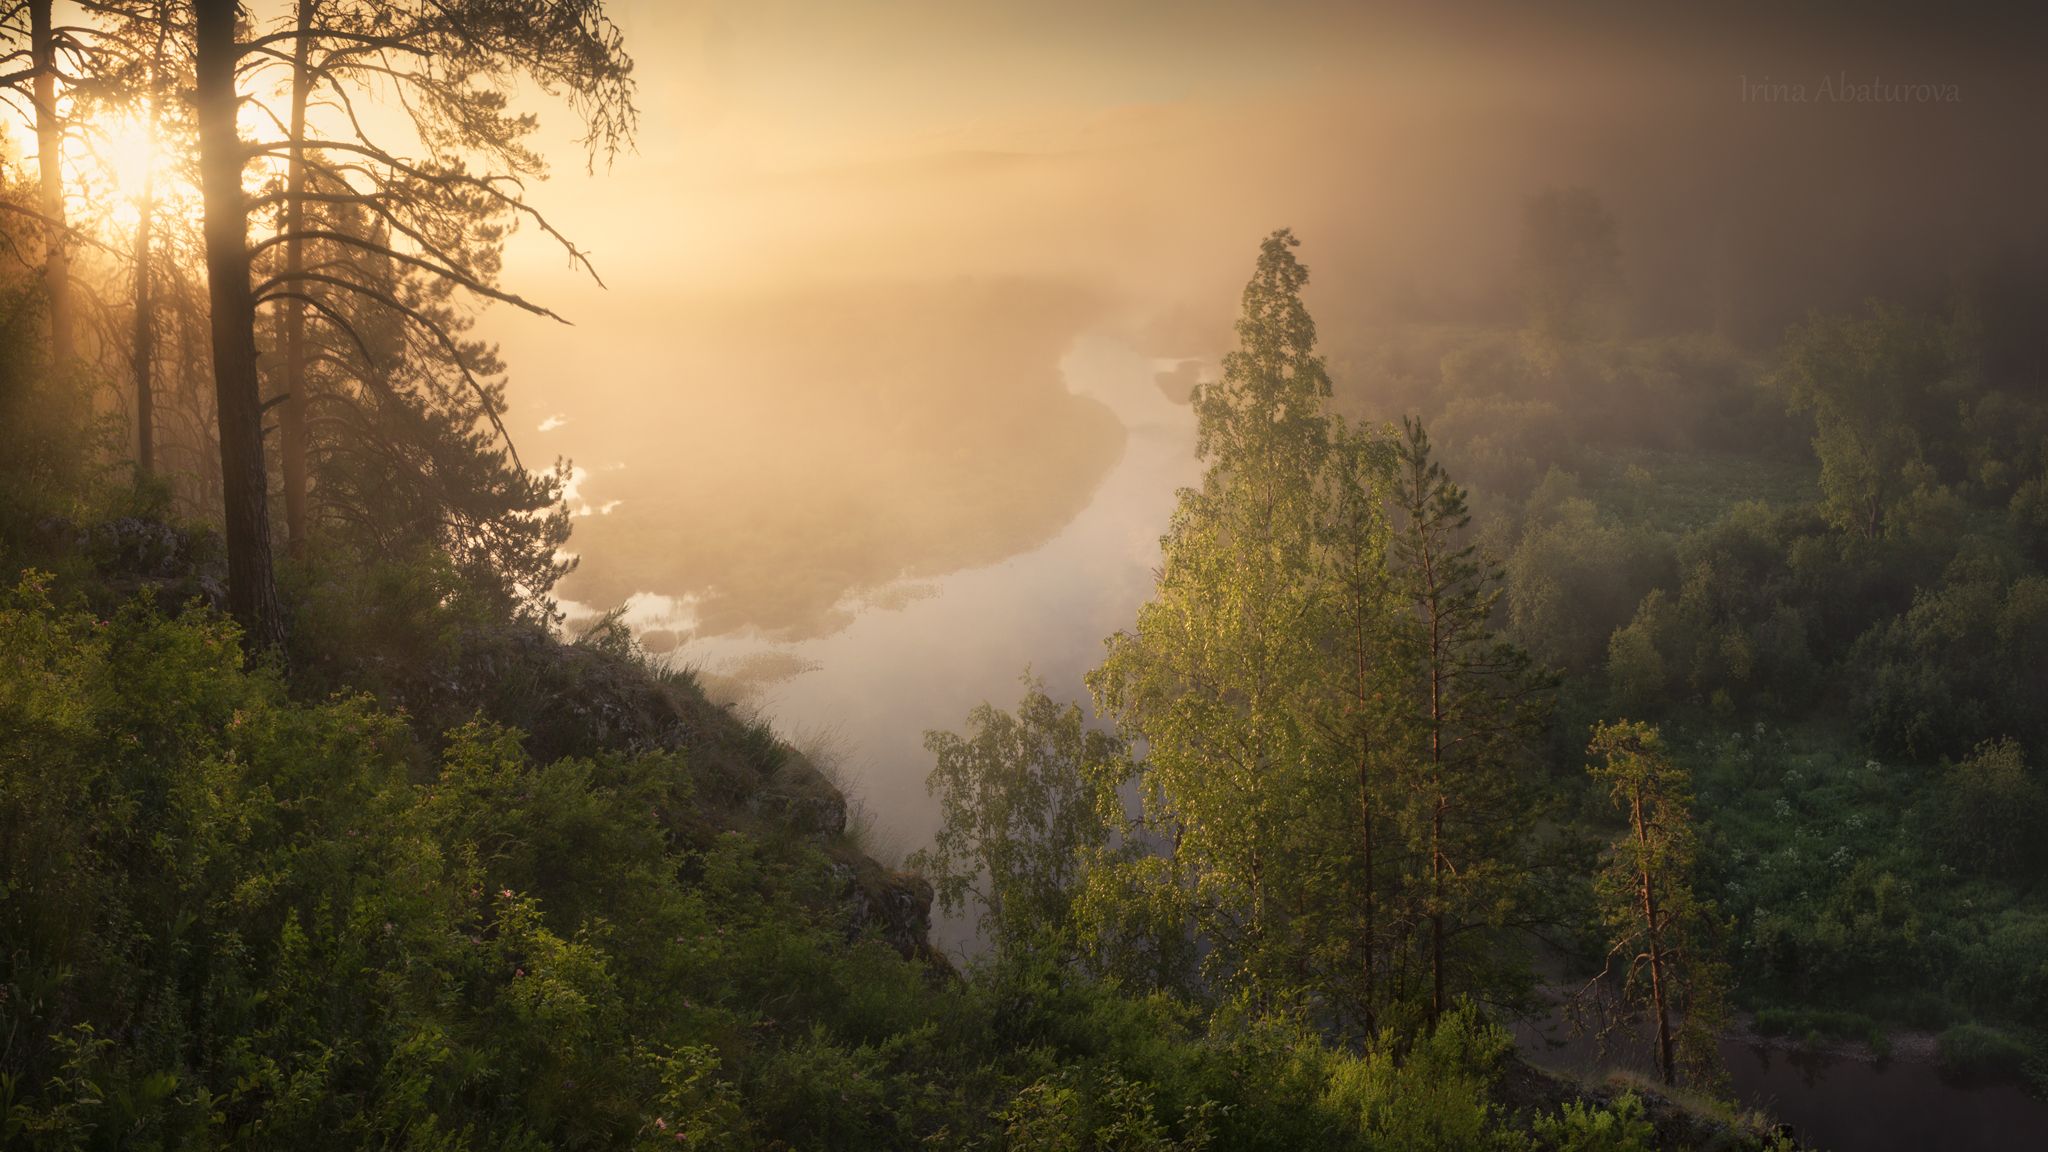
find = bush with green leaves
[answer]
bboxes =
[1936,1024,2035,1084]
[1850,554,2048,761]
[1507,488,1672,672]
[0,575,952,1148]
[11,572,1740,1151]
[1322,1005,1519,1152]
[1530,1092,1654,1152]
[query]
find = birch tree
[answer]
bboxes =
[1092,228,1340,999]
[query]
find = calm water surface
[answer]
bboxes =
[1720,1039,2047,1152]
[672,333,1202,951]
[1518,1011,2048,1151]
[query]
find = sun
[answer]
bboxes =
[96,110,162,201]
[62,105,178,237]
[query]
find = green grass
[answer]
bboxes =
[1599,1069,1785,1140]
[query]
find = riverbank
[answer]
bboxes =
[1497,1058,1799,1151]
[1730,1017,1938,1065]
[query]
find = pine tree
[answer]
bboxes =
[254,0,634,557]
[185,0,635,651]
[1585,720,1725,1086]
[1308,421,1402,1031]
[0,0,79,364]
[1389,418,1547,1022]
[195,0,287,651]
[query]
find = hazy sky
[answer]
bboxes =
[488,0,2046,623]
[462,0,2048,868]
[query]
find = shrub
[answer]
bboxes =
[1934,739,2047,879]
[1322,1004,1518,1152]
[1937,1024,2034,1084]
[999,1066,1208,1152]
[1531,1092,1655,1152]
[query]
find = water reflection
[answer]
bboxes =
[1720,1039,2048,1152]
[541,280,1127,640]
[667,333,1202,915]
[1518,1006,2048,1152]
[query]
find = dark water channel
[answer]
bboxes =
[1716,1037,2047,1152]
[1515,1011,2048,1151]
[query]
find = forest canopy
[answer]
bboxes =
[3,3,2048,1150]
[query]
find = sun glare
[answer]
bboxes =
[100,113,159,200]
[60,105,175,237]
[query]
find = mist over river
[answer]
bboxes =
[603,332,1201,952]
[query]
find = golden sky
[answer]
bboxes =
[467,0,2048,640]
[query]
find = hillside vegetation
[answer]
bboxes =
[0,250,1794,1150]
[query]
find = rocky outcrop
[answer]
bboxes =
[830,853,942,965]
[32,515,227,614]
[752,753,849,838]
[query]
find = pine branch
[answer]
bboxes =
[251,230,568,322]
[253,270,522,470]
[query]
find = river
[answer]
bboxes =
[1516,1008,2048,1151]
[666,332,1202,951]
[1717,1038,2048,1152]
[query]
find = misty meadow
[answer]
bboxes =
[3,3,2047,1150]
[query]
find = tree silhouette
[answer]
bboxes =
[187,0,635,650]
[0,0,91,364]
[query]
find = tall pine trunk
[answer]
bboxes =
[1634,783,1676,1085]
[278,0,314,556]
[1427,568,1447,1024]
[196,0,285,653]
[1352,610,1379,1034]
[132,183,154,475]
[1358,758,1377,1031]
[132,24,167,477]
[29,0,72,365]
